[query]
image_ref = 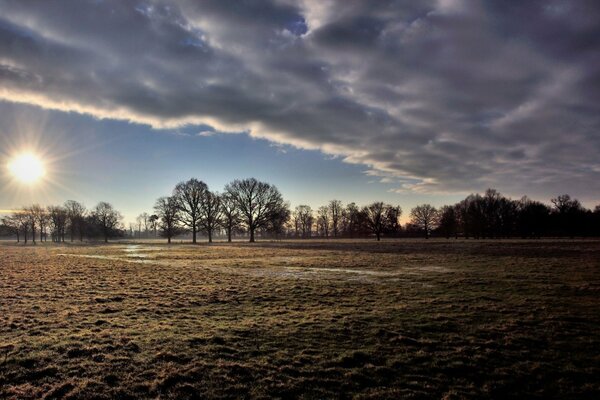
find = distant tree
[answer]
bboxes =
[149,214,159,237]
[136,212,150,238]
[295,205,314,238]
[25,205,45,244]
[342,202,361,237]
[551,194,585,237]
[154,196,180,243]
[328,200,343,237]
[438,205,458,239]
[517,197,550,238]
[220,193,241,242]
[410,204,439,239]
[2,214,23,242]
[265,201,291,239]
[37,207,50,242]
[91,202,123,243]
[173,178,207,243]
[363,202,387,241]
[199,190,222,243]
[64,200,86,242]
[317,206,330,237]
[383,205,402,237]
[224,178,286,242]
[48,205,68,242]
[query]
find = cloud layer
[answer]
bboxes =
[1,0,599,198]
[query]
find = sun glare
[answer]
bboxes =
[8,153,46,184]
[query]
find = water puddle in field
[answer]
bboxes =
[56,254,164,265]
[56,249,450,281]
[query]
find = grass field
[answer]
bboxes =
[0,239,599,399]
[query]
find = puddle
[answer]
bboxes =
[56,253,450,282]
[57,254,165,265]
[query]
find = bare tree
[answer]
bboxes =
[154,196,180,244]
[410,204,439,239]
[36,207,50,242]
[363,202,387,241]
[317,206,330,237]
[173,178,207,243]
[294,205,314,238]
[91,202,122,243]
[149,214,159,237]
[224,178,286,242]
[199,190,222,243]
[48,205,68,242]
[2,214,25,243]
[64,200,86,242]
[24,205,44,244]
[220,193,241,242]
[328,200,343,237]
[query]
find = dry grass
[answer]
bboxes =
[1,239,599,399]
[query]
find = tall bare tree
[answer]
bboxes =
[91,202,122,243]
[220,193,241,242]
[328,200,342,237]
[173,178,207,243]
[64,200,86,242]
[363,202,390,241]
[410,204,439,239]
[149,214,159,237]
[294,205,313,238]
[154,196,180,244]
[25,205,44,244]
[199,190,222,243]
[2,213,26,243]
[317,206,330,237]
[224,178,286,242]
[48,205,68,242]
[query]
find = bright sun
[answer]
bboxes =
[8,153,46,184]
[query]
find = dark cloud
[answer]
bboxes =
[0,0,599,200]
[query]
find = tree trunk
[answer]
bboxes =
[249,228,255,242]
[168,236,171,244]
[227,227,232,243]
[208,229,212,243]
[192,223,197,243]
[376,232,380,241]
[16,232,20,243]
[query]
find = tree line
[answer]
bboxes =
[1,181,599,243]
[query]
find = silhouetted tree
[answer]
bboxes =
[199,190,222,243]
[437,205,458,239]
[224,178,286,242]
[154,196,180,243]
[1,214,23,242]
[220,193,241,242]
[363,202,387,241]
[317,206,330,237]
[173,178,207,243]
[48,205,68,242]
[294,205,314,238]
[265,201,291,239]
[342,202,362,237]
[410,204,438,239]
[551,194,585,237]
[517,197,550,238]
[64,200,86,242]
[328,200,343,237]
[383,205,402,237]
[149,214,159,237]
[91,202,122,243]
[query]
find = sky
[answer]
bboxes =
[0,0,599,224]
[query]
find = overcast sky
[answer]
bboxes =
[1,0,599,222]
